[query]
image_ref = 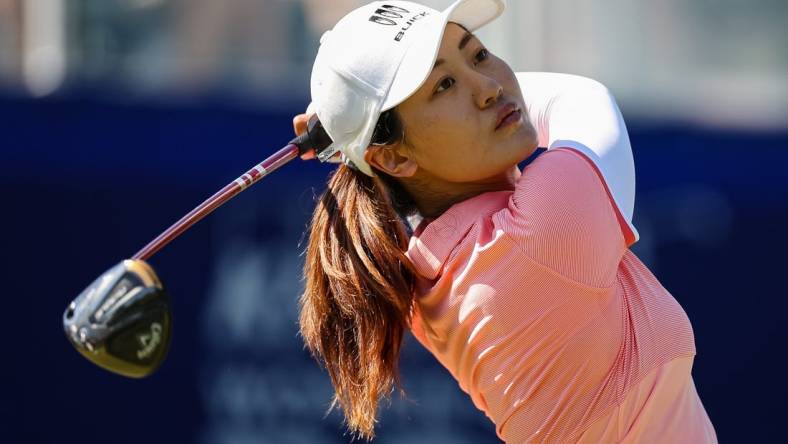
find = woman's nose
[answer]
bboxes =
[474,77,503,109]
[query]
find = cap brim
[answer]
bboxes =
[382,0,506,110]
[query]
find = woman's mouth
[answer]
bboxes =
[495,104,522,131]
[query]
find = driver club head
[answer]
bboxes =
[63,259,172,378]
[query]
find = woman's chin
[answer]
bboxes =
[509,136,539,164]
[500,122,537,148]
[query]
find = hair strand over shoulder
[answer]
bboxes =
[299,162,416,440]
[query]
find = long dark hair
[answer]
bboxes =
[299,110,418,440]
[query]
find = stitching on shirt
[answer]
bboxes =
[440,204,509,274]
[500,230,614,292]
[443,223,477,267]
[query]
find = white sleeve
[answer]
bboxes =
[516,72,639,244]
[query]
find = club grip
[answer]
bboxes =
[289,115,333,158]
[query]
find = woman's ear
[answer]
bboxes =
[364,145,418,178]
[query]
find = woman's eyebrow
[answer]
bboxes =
[458,31,475,50]
[433,31,476,69]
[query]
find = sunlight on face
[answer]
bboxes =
[396,23,538,184]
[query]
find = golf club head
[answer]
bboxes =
[63,259,171,378]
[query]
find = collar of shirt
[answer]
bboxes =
[406,190,512,280]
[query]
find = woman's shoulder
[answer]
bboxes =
[503,148,628,288]
[512,147,611,216]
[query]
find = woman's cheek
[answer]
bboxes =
[419,112,457,147]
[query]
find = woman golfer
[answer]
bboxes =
[294,1,717,442]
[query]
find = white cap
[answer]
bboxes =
[310,0,506,176]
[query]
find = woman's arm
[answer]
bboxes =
[516,72,639,245]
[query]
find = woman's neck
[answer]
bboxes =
[405,166,521,219]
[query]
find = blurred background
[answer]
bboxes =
[1,0,786,443]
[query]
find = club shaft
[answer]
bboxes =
[132,143,300,261]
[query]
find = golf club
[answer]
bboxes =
[63,116,332,378]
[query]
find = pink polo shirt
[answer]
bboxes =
[406,148,717,442]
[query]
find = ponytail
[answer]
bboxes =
[299,160,417,440]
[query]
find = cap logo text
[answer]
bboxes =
[368,5,430,42]
[395,11,428,41]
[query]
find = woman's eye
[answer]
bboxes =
[474,48,489,64]
[435,77,455,93]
